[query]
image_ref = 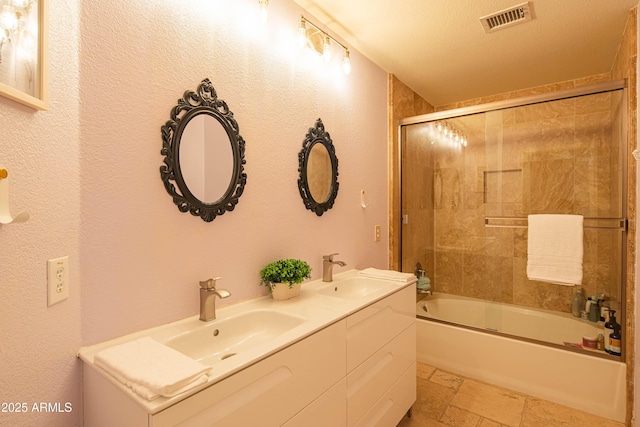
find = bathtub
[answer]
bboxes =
[416,293,626,422]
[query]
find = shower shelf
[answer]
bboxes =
[484,216,627,231]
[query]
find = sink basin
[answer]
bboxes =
[317,277,390,299]
[164,309,306,366]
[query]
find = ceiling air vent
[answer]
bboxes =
[480,2,534,33]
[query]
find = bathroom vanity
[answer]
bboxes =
[79,270,416,427]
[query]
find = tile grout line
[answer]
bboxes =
[519,395,530,427]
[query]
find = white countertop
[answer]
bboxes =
[77,269,415,414]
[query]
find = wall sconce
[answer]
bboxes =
[433,120,467,147]
[258,0,268,24]
[298,15,351,75]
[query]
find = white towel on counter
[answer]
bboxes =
[94,337,211,401]
[526,214,583,286]
[358,268,416,283]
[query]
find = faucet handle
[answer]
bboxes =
[200,277,222,290]
[323,253,339,261]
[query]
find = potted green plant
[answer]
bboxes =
[260,259,312,300]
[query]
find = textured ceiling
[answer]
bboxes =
[293,0,638,106]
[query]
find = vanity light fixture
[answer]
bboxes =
[298,15,351,75]
[432,120,467,147]
[258,0,268,24]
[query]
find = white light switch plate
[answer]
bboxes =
[47,256,69,306]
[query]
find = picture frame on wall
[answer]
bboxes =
[0,0,48,110]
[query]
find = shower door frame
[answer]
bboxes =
[396,79,629,360]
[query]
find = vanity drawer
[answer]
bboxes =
[283,378,347,427]
[150,320,346,427]
[346,285,414,372]
[347,323,415,426]
[354,363,416,427]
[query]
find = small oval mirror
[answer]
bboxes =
[179,114,234,204]
[298,118,339,216]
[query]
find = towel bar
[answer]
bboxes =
[484,216,627,231]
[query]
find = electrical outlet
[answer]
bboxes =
[47,256,69,306]
[374,225,381,242]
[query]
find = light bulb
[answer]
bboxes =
[342,49,351,75]
[322,35,331,63]
[298,18,307,48]
[259,0,268,24]
[436,122,442,133]
[1,6,18,31]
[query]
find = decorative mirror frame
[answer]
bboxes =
[297,118,339,216]
[160,78,247,222]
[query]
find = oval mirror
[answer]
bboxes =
[298,118,339,216]
[160,79,247,222]
[179,114,234,204]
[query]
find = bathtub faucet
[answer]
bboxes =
[322,253,346,282]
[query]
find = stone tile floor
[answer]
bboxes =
[397,363,625,427]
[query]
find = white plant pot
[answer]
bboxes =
[270,282,301,301]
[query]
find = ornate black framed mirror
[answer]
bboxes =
[160,79,247,222]
[297,118,339,216]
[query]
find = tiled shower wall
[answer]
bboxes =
[402,90,624,314]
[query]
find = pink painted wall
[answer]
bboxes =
[0,0,82,425]
[1,0,388,425]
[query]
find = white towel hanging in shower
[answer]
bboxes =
[526,214,584,286]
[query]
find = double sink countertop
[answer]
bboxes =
[78,269,416,414]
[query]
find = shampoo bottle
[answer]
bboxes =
[609,324,622,356]
[605,309,620,354]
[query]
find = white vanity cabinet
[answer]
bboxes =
[81,274,416,427]
[83,320,346,427]
[345,285,416,426]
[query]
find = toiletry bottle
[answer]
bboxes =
[609,323,622,356]
[588,298,599,322]
[571,288,585,317]
[585,298,592,318]
[604,309,619,354]
[597,334,604,351]
[417,270,431,292]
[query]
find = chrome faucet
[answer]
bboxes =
[199,277,231,322]
[322,253,346,282]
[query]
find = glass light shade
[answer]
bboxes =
[322,35,331,63]
[298,19,307,48]
[342,50,351,75]
[259,0,268,24]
